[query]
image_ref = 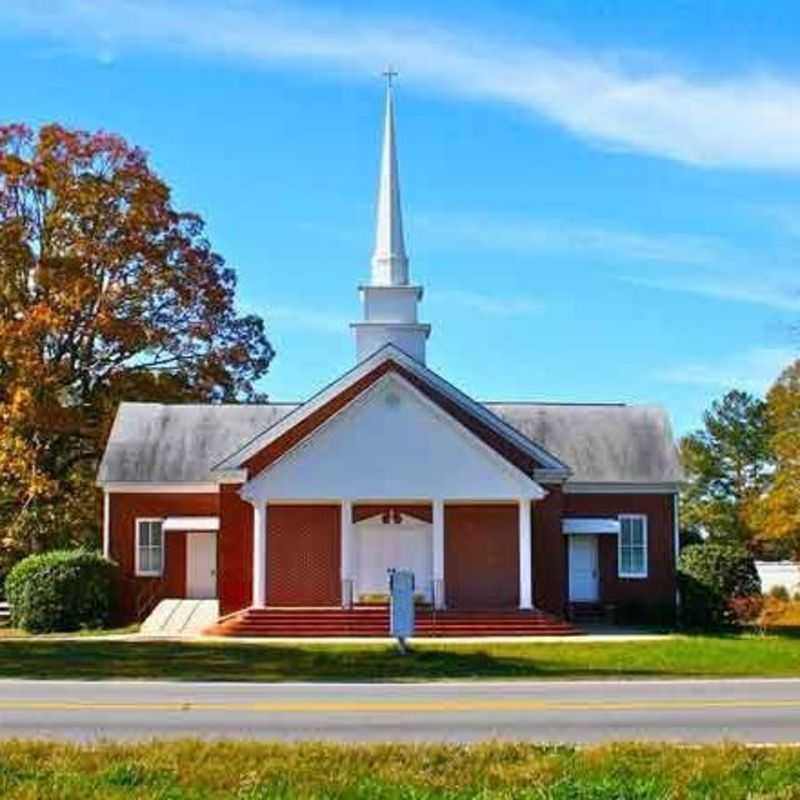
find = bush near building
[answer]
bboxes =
[678,543,761,628]
[4,550,118,633]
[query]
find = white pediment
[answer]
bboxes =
[243,373,545,502]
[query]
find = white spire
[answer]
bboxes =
[370,73,409,286]
[352,70,430,364]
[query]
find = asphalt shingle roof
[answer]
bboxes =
[98,399,682,486]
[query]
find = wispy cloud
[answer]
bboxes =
[3,1,800,170]
[628,273,800,313]
[656,347,796,393]
[751,203,800,239]
[416,208,800,312]
[415,210,734,267]
[267,304,349,335]
[428,288,543,317]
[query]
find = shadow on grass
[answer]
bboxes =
[0,639,698,682]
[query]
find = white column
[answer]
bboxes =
[432,499,445,609]
[102,490,111,560]
[518,498,533,610]
[340,500,354,608]
[252,501,267,608]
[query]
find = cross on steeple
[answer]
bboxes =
[382,66,398,87]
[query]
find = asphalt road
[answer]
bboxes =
[2,678,800,743]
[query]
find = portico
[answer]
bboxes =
[244,496,536,612]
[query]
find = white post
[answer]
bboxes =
[518,498,533,610]
[432,499,445,609]
[340,500,353,608]
[252,501,267,608]
[102,490,111,560]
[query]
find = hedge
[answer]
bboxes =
[4,550,118,633]
[678,542,760,628]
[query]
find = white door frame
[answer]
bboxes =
[354,514,433,602]
[186,531,218,599]
[568,534,599,602]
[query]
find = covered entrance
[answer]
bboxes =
[239,368,548,611]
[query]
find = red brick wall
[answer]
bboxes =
[563,492,677,608]
[533,487,567,615]
[445,504,519,608]
[108,492,219,621]
[219,484,253,616]
[267,505,341,606]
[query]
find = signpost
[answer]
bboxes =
[388,568,415,653]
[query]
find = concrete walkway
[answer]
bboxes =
[1,626,674,644]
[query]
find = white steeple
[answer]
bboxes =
[352,71,430,364]
[370,76,408,286]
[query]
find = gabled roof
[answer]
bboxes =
[488,402,683,485]
[97,349,683,487]
[213,344,569,478]
[97,402,296,484]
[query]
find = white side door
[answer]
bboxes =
[186,532,217,599]
[568,535,599,602]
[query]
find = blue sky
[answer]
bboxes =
[2,1,798,434]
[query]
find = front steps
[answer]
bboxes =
[206,605,579,638]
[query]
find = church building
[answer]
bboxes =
[98,83,683,636]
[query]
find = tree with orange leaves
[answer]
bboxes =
[746,360,800,557]
[0,124,273,575]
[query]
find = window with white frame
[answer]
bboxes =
[618,514,648,578]
[136,519,164,576]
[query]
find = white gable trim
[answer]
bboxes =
[215,344,568,474]
[241,372,547,502]
[101,482,220,494]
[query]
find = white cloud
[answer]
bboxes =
[4,1,800,170]
[428,288,543,317]
[415,209,800,312]
[656,347,796,394]
[751,203,800,239]
[628,273,800,313]
[415,210,734,267]
[267,304,349,334]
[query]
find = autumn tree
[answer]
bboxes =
[680,390,773,549]
[0,124,273,575]
[746,360,800,556]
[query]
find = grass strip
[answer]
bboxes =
[2,740,800,798]
[0,634,799,681]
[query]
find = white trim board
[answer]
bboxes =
[101,482,219,494]
[563,517,621,535]
[215,344,568,474]
[242,372,547,503]
[162,516,220,532]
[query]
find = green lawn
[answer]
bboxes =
[0,634,799,681]
[2,740,800,798]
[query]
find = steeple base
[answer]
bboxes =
[351,321,430,364]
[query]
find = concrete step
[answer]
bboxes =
[142,599,220,635]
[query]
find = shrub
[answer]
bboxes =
[770,585,791,602]
[728,594,764,626]
[5,550,118,633]
[678,543,760,628]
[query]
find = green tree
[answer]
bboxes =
[680,390,772,549]
[0,124,274,579]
